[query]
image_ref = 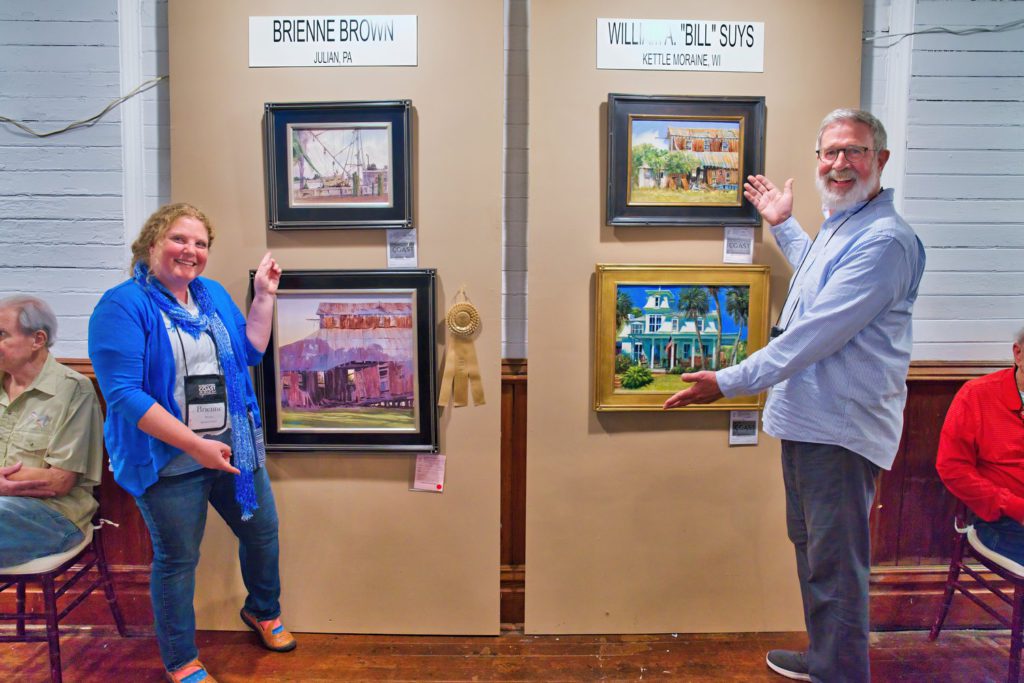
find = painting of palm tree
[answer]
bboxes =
[706,286,723,370]
[677,286,709,369]
[596,264,769,411]
[612,283,752,392]
[726,287,750,365]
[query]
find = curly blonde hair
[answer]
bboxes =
[130,203,215,272]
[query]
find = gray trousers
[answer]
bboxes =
[782,440,880,683]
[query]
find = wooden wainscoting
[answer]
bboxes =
[495,359,1016,631]
[500,359,527,626]
[870,361,1010,630]
[6,358,1006,633]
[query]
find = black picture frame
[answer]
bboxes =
[252,269,438,452]
[263,100,413,230]
[606,94,766,227]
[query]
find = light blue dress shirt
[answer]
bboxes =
[716,188,926,469]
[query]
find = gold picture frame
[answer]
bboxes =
[594,264,770,411]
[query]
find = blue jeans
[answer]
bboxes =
[0,497,84,566]
[782,441,879,683]
[974,516,1024,565]
[133,466,281,671]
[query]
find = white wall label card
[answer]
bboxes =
[249,16,417,67]
[412,454,446,492]
[729,411,759,445]
[723,226,754,264]
[387,228,418,268]
[597,19,764,72]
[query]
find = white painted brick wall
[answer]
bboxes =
[141,0,169,210]
[905,0,1024,360]
[0,0,123,358]
[862,0,1024,360]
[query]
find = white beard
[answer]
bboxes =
[816,163,881,213]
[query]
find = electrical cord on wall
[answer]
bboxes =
[0,75,167,138]
[864,18,1024,47]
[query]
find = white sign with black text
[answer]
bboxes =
[386,228,418,268]
[729,411,760,445]
[249,15,417,67]
[723,226,754,264]
[597,18,764,72]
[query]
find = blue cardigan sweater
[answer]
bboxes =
[88,276,264,496]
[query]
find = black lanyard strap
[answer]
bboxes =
[772,190,881,336]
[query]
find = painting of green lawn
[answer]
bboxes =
[282,407,415,430]
[617,373,694,393]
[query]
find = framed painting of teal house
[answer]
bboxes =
[263,100,412,230]
[606,94,766,227]
[594,264,770,411]
[251,269,438,452]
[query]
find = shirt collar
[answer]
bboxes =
[0,354,60,404]
[998,366,1024,413]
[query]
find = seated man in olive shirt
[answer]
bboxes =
[0,295,104,567]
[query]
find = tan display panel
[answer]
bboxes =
[527,0,863,633]
[168,0,502,634]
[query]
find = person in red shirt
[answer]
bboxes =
[936,326,1024,562]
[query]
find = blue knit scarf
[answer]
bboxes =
[134,263,261,520]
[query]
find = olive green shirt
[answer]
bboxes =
[0,355,104,532]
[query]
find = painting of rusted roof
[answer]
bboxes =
[278,326,413,373]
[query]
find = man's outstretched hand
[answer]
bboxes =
[663,371,724,409]
[744,174,794,226]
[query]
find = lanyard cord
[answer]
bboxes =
[173,324,222,377]
[774,190,882,332]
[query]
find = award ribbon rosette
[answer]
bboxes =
[437,287,485,407]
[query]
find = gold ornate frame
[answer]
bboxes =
[594,264,770,411]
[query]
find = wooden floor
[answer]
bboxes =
[0,627,1013,682]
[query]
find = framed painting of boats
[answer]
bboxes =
[593,264,770,411]
[252,269,438,451]
[263,100,413,230]
[606,94,765,227]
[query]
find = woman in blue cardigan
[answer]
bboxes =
[89,203,292,683]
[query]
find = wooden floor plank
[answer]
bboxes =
[0,628,1011,682]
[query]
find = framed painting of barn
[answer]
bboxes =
[252,269,438,452]
[593,264,770,411]
[606,94,766,227]
[263,100,413,230]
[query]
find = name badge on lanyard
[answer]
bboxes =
[184,373,228,432]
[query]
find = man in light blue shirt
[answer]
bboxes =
[665,109,925,682]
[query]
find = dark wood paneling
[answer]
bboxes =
[871,567,1015,631]
[500,359,527,626]
[869,360,1012,630]
[25,359,1003,633]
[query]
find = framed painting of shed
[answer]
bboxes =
[263,100,412,230]
[606,94,766,227]
[593,264,770,411]
[252,269,438,452]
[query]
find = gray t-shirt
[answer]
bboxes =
[158,299,229,476]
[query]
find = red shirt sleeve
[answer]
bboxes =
[936,382,1024,522]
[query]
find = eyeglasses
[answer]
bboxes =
[816,145,874,162]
